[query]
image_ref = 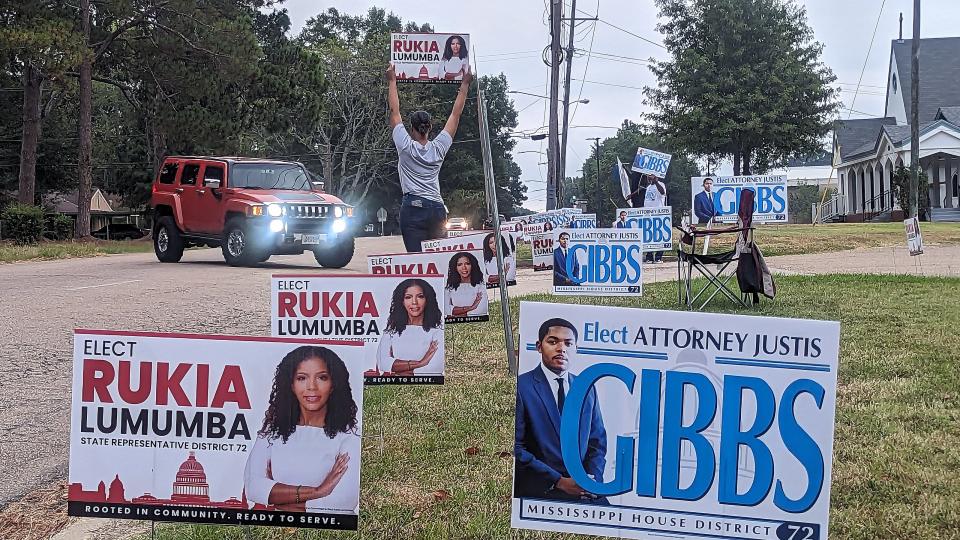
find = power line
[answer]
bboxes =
[847,0,887,119]
[569,0,599,126]
[571,78,645,90]
[570,4,665,50]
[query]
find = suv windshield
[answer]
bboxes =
[230,163,312,190]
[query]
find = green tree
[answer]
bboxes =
[0,2,84,204]
[644,0,839,174]
[569,121,699,223]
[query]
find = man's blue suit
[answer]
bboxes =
[514,365,607,500]
[694,190,716,224]
[553,247,580,286]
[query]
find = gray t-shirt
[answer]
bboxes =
[393,123,452,202]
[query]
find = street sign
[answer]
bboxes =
[377,207,387,222]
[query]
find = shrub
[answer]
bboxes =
[1,203,45,245]
[892,164,930,219]
[44,213,74,241]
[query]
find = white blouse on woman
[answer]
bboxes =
[243,427,361,513]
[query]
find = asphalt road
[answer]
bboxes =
[0,236,406,507]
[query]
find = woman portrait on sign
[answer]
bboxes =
[244,346,361,513]
[437,35,469,80]
[483,232,516,286]
[444,251,487,319]
[376,278,444,376]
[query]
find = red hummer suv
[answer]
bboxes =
[150,156,355,267]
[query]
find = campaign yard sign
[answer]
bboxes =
[422,231,517,288]
[569,214,597,229]
[69,330,365,530]
[532,232,554,272]
[391,33,471,84]
[613,207,673,251]
[271,274,446,385]
[367,250,489,324]
[631,147,672,178]
[512,302,841,540]
[691,176,789,224]
[552,229,643,296]
[904,217,924,256]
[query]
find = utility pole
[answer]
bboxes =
[546,0,563,210]
[559,0,577,197]
[589,137,601,224]
[909,0,920,219]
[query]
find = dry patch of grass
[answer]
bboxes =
[0,238,153,263]
[0,482,69,540]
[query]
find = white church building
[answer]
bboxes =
[822,36,960,223]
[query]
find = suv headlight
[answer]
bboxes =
[266,203,283,217]
[334,206,343,218]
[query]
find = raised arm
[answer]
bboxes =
[386,64,402,129]
[442,68,474,139]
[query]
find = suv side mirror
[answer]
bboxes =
[311,181,325,191]
[203,178,221,188]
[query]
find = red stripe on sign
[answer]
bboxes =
[73,329,363,346]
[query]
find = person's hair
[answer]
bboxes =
[543,222,553,231]
[259,346,358,443]
[537,318,578,343]
[446,251,483,289]
[385,278,443,334]
[442,35,468,60]
[619,211,627,217]
[409,110,432,137]
[558,231,570,241]
[483,232,509,262]
[703,177,713,186]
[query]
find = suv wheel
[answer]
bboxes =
[154,216,184,263]
[222,218,263,266]
[313,236,355,268]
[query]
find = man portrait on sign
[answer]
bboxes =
[552,232,580,286]
[694,177,717,225]
[514,318,607,502]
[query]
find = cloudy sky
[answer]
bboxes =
[279,0,959,211]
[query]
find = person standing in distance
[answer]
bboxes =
[387,63,473,252]
[643,174,667,263]
[694,177,717,225]
[514,318,607,502]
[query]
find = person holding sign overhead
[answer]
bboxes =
[514,318,607,502]
[387,63,473,252]
[376,278,444,376]
[643,175,667,264]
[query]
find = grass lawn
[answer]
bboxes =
[0,238,153,263]
[148,274,960,539]
[514,222,960,267]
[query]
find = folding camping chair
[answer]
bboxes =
[676,189,756,310]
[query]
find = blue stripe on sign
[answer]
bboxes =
[578,347,668,360]
[525,344,667,360]
[715,356,831,372]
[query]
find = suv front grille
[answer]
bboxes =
[287,204,328,219]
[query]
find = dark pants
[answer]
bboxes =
[645,251,663,262]
[399,194,447,252]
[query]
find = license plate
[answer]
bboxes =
[300,234,325,245]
